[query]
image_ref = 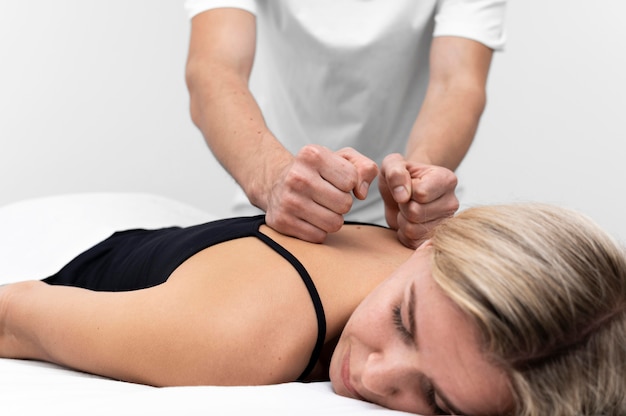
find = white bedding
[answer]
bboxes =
[0,193,411,415]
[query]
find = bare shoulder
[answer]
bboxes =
[260,222,413,275]
[259,223,414,333]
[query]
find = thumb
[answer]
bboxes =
[337,147,379,200]
[380,153,412,204]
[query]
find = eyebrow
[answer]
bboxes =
[411,284,466,416]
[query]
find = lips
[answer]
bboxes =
[341,346,365,401]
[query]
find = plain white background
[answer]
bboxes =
[1,1,625,241]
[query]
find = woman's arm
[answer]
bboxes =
[1,280,218,386]
[0,262,317,387]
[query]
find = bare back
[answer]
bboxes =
[164,223,413,384]
[0,223,413,387]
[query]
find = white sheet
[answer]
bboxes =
[0,193,412,415]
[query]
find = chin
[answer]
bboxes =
[327,345,344,395]
[327,356,339,388]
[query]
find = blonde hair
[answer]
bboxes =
[429,203,626,416]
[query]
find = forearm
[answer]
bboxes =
[186,9,293,211]
[406,36,493,171]
[187,64,292,211]
[405,80,486,170]
[0,281,168,384]
[0,281,78,362]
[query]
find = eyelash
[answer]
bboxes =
[426,385,449,415]
[392,304,413,343]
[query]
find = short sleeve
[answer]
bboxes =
[434,0,507,51]
[184,0,257,20]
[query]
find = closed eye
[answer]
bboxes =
[426,383,451,415]
[392,304,413,344]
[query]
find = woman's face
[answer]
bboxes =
[329,242,513,415]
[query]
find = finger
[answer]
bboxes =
[283,147,354,215]
[266,193,347,241]
[395,213,442,249]
[272,184,348,232]
[406,163,458,204]
[286,158,355,216]
[336,147,379,200]
[311,184,354,216]
[398,192,459,225]
[268,167,349,239]
[265,210,329,243]
[377,170,401,230]
[380,153,412,204]
[296,145,359,194]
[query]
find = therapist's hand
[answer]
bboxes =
[265,145,378,243]
[379,153,459,249]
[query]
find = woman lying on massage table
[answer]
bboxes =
[0,203,624,416]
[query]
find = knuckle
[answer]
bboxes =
[296,226,327,244]
[384,169,409,188]
[401,200,421,220]
[397,231,415,249]
[336,146,355,156]
[448,198,460,213]
[335,194,354,214]
[386,163,406,177]
[270,190,303,217]
[363,160,379,177]
[280,192,305,212]
[412,187,430,202]
[403,222,429,242]
[283,169,310,192]
[448,173,459,187]
[297,144,324,162]
[437,169,458,189]
[265,211,286,231]
[344,172,359,190]
[382,152,403,165]
[399,233,421,249]
[325,215,345,233]
[309,231,328,244]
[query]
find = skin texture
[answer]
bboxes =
[329,243,513,415]
[186,9,493,248]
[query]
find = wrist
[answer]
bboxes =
[404,150,433,167]
[0,282,27,357]
[244,150,292,212]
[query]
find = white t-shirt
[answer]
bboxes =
[185,0,507,224]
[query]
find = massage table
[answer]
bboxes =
[0,193,411,415]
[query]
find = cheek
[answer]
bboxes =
[331,273,407,372]
[341,286,396,346]
[339,299,374,342]
[330,292,390,387]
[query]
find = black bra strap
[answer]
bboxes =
[254,230,327,381]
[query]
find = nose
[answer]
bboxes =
[360,351,414,397]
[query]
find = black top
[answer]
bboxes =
[43,215,326,381]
